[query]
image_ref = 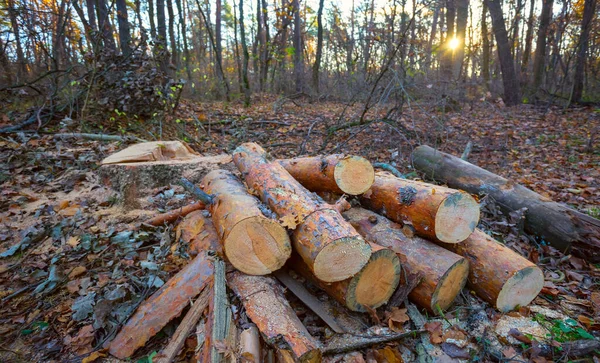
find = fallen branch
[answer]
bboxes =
[156,287,211,363]
[322,330,425,355]
[180,177,214,205]
[53,132,146,142]
[372,162,405,178]
[144,201,205,226]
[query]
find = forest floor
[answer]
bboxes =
[0,98,599,362]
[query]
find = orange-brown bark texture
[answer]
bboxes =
[344,208,469,313]
[438,229,544,312]
[228,272,322,362]
[202,169,291,275]
[359,172,480,243]
[233,143,371,282]
[278,154,375,195]
[175,209,222,256]
[107,252,215,358]
[145,201,205,226]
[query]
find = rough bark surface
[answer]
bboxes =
[359,172,479,243]
[411,145,600,262]
[233,143,371,282]
[344,208,469,313]
[228,272,322,362]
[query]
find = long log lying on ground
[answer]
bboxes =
[411,144,600,261]
[228,272,322,362]
[344,208,469,313]
[359,172,480,243]
[278,154,375,195]
[107,251,215,358]
[439,229,544,312]
[202,169,291,275]
[290,242,401,312]
[233,143,371,282]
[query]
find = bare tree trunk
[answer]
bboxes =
[442,0,455,80]
[259,0,270,92]
[453,0,468,79]
[148,0,158,40]
[96,0,117,51]
[175,0,191,80]
[166,0,178,68]
[292,0,303,92]
[0,37,13,85]
[520,0,535,82]
[116,0,131,56]
[73,0,94,48]
[233,0,243,93]
[485,0,521,106]
[481,2,490,83]
[425,0,440,75]
[86,0,98,32]
[7,0,27,78]
[532,0,553,96]
[347,0,355,75]
[571,0,597,103]
[312,0,324,94]
[239,0,251,105]
[510,0,523,62]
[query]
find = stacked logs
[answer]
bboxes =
[106,142,545,361]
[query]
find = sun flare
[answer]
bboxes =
[448,37,460,50]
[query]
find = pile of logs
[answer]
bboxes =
[104,142,549,361]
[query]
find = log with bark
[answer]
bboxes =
[290,242,401,312]
[175,210,222,256]
[227,272,322,362]
[438,229,544,312]
[278,154,375,195]
[411,144,600,262]
[344,208,469,313]
[359,172,480,243]
[107,251,215,358]
[202,169,291,275]
[233,143,371,282]
[144,201,205,227]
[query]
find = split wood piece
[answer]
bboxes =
[412,144,600,261]
[343,208,469,313]
[233,142,371,282]
[359,172,480,243]
[202,257,236,362]
[239,325,261,363]
[439,229,544,312]
[156,287,211,363]
[145,201,205,226]
[107,252,215,358]
[101,141,199,164]
[322,330,425,356]
[278,154,375,195]
[175,210,222,256]
[273,269,346,333]
[290,242,401,313]
[227,272,322,362]
[202,169,291,275]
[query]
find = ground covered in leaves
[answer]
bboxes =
[0,99,599,362]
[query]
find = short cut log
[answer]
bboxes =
[228,272,322,362]
[233,143,371,282]
[344,208,469,313]
[439,229,544,312]
[175,210,222,256]
[278,154,375,195]
[202,169,291,275]
[291,243,401,312]
[411,144,600,262]
[359,172,480,243]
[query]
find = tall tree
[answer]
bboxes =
[481,2,490,83]
[239,0,251,105]
[292,0,303,92]
[215,0,224,87]
[7,0,27,78]
[259,0,270,91]
[312,0,324,93]
[453,0,469,78]
[116,0,131,56]
[166,0,178,67]
[531,0,553,96]
[572,0,597,103]
[521,0,535,79]
[148,0,158,40]
[176,0,192,80]
[96,0,117,51]
[442,0,456,79]
[485,0,521,106]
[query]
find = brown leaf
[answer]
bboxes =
[424,321,443,344]
[67,236,80,248]
[502,346,518,359]
[279,214,299,229]
[386,307,410,332]
[442,326,467,342]
[373,346,404,362]
[71,325,95,355]
[508,328,532,344]
[68,266,87,279]
[440,342,470,359]
[82,350,107,363]
[66,279,81,294]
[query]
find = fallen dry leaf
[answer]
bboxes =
[68,266,87,279]
[386,307,410,332]
[279,214,299,229]
[82,350,107,363]
[424,321,443,344]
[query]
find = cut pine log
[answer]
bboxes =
[278,154,375,195]
[411,144,600,261]
[144,201,205,226]
[290,242,401,312]
[202,169,291,275]
[359,172,480,243]
[227,272,322,362]
[233,143,371,282]
[439,229,544,312]
[343,208,469,313]
[175,210,222,256]
[107,251,215,358]
[239,325,261,363]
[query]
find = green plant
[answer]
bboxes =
[533,314,594,343]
